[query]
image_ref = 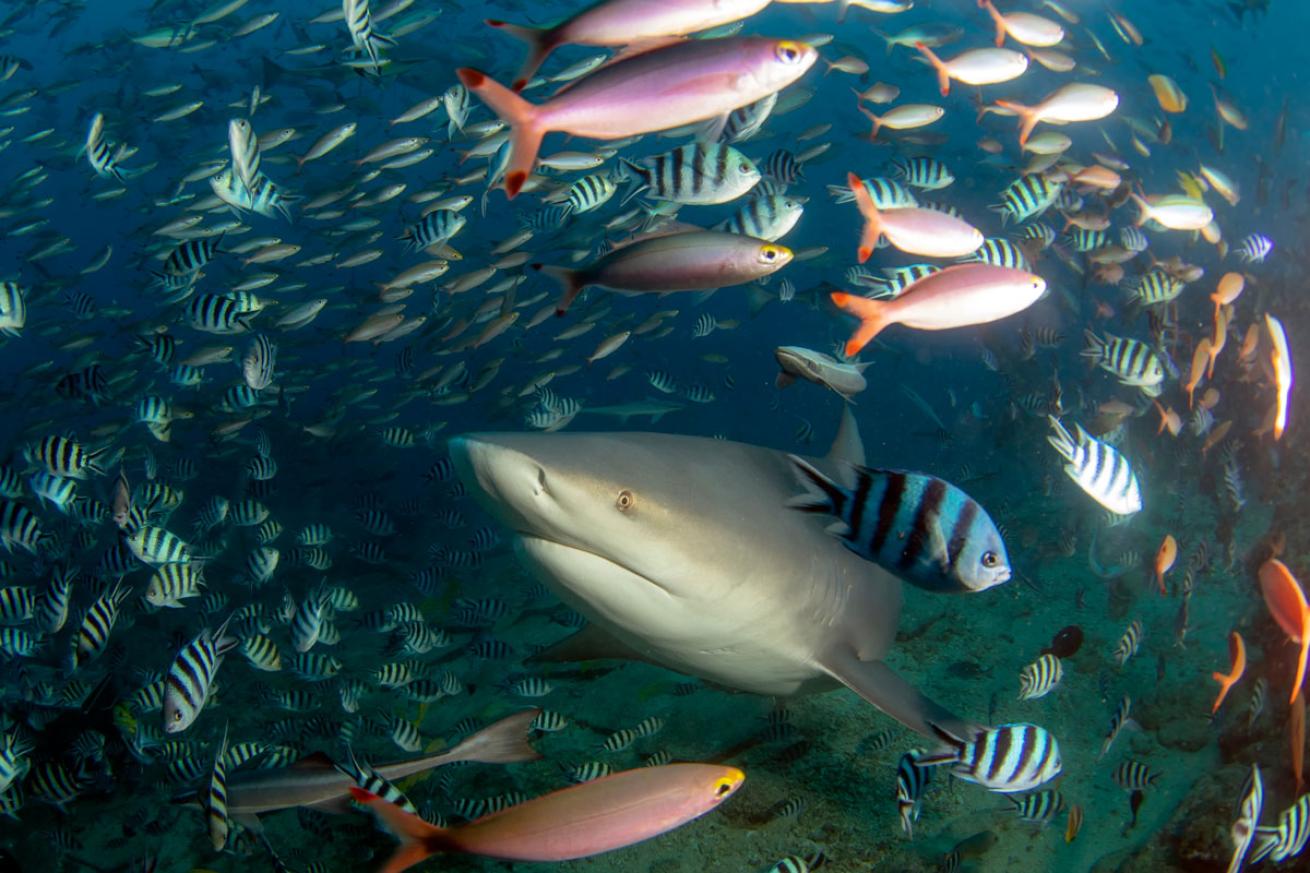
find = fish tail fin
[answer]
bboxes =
[785,454,847,517]
[349,787,448,873]
[532,263,585,316]
[1296,616,1310,705]
[1080,329,1105,360]
[856,105,882,141]
[456,68,542,199]
[993,99,1038,146]
[914,42,950,96]
[442,709,541,765]
[485,19,556,91]
[980,0,1006,46]
[846,171,882,263]
[830,291,890,357]
[1128,193,1150,227]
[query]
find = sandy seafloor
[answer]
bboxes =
[1,488,1290,873]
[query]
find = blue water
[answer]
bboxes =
[0,0,1305,870]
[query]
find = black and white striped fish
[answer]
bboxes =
[1099,696,1137,759]
[401,209,465,253]
[227,118,260,192]
[994,174,1062,224]
[761,149,803,185]
[893,156,953,190]
[786,456,1011,593]
[72,581,131,669]
[621,143,759,206]
[1111,759,1158,791]
[339,748,419,815]
[1018,654,1063,700]
[719,92,776,143]
[1129,270,1183,307]
[714,194,805,242]
[896,748,933,837]
[921,722,1062,793]
[961,237,1030,271]
[1229,764,1263,873]
[1235,233,1273,264]
[1113,619,1143,667]
[28,435,108,480]
[242,334,277,391]
[1252,793,1310,864]
[1082,331,1165,396]
[343,0,395,73]
[163,615,236,733]
[185,294,256,334]
[1009,789,1064,823]
[161,236,223,276]
[1047,417,1142,516]
[561,173,617,217]
[207,727,230,850]
[829,176,918,209]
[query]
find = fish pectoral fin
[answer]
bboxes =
[820,648,977,740]
[527,624,656,665]
[697,113,731,144]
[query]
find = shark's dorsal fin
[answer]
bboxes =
[827,406,866,483]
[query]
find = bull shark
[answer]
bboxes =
[449,411,978,739]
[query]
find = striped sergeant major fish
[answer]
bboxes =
[961,237,1030,271]
[84,112,124,182]
[1235,232,1273,264]
[1082,331,1165,396]
[896,748,933,837]
[1113,619,1143,667]
[27,435,109,479]
[714,194,806,242]
[786,456,1012,593]
[827,176,918,209]
[343,0,396,74]
[1008,788,1064,823]
[163,614,237,733]
[892,156,954,190]
[71,580,131,669]
[124,524,191,565]
[720,92,777,143]
[1046,417,1142,516]
[1098,696,1137,759]
[160,235,224,276]
[1017,653,1062,700]
[1111,759,1158,791]
[1229,764,1263,873]
[0,281,27,338]
[620,143,760,207]
[208,726,230,850]
[761,148,802,185]
[401,209,465,253]
[763,853,827,873]
[1129,270,1183,307]
[1252,793,1310,864]
[920,722,1062,793]
[560,172,617,217]
[242,334,277,390]
[209,169,294,221]
[227,119,260,192]
[185,293,258,334]
[337,748,419,815]
[993,174,1062,225]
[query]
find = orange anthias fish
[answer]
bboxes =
[1154,402,1182,437]
[1208,306,1229,379]
[1259,559,1310,704]
[1211,272,1244,320]
[1185,338,1212,408]
[351,764,744,872]
[1210,630,1246,713]
[1155,534,1177,594]
[1065,803,1084,843]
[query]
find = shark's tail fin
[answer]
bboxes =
[441,709,541,765]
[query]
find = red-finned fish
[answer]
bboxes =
[534,231,792,315]
[993,83,1119,146]
[486,0,773,91]
[457,38,817,198]
[1154,534,1177,594]
[351,763,744,870]
[1210,631,1246,713]
[846,172,982,261]
[1260,559,1310,704]
[830,263,1047,357]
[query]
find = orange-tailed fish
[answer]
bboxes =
[1265,314,1293,441]
[1260,559,1310,704]
[1154,534,1177,594]
[1211,631,1246,713]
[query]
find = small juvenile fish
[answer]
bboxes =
[1017,653,1063,700]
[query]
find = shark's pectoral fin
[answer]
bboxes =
[527,624,656,665]
[820,649,976,740]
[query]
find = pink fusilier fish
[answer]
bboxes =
[351,763,745,871]
[994,83,1120,146]
[979,0,1065,47]
[830,263,1048,357]
[485,0,774,92]
[456,37,817,199]
[535,231,793,315]
[845,172,982,262]
[913,42,1029,96]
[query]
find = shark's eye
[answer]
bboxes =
[616,490,634,512]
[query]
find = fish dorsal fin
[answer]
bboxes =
[827,406,866,478]
[291,751,337,771]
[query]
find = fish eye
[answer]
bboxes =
[171,710,182,722]
[776,41,802,63]
[739,162,752,173]
[715,779,734,797]
[981,551,999,568]
[616,490,634,512]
